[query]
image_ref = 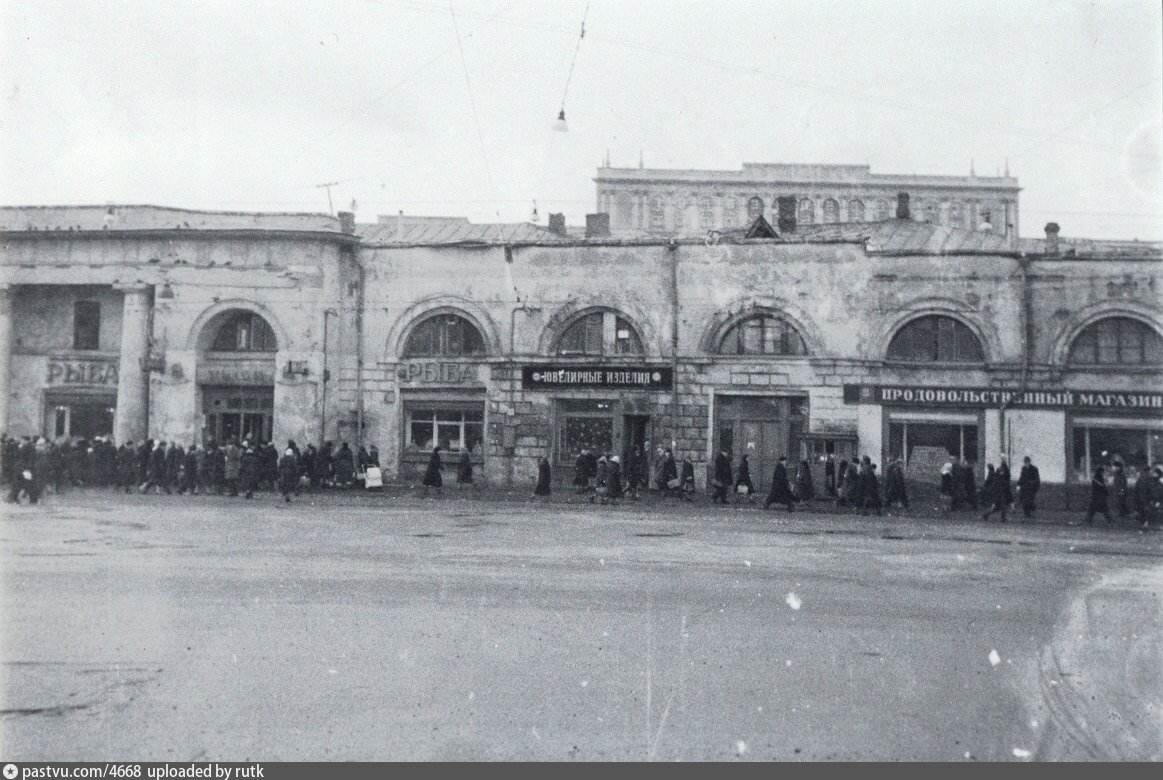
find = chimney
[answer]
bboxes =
[337,211,355,234]
[548,213,567,236]
[1044,222,1060,256]
[585,212,611,238]
[896,192,910,220]
[777,196,797,233]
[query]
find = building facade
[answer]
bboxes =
[595,162,1021,238]
[2,202,1160,504]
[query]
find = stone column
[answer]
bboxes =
[0,285,12,434]
[114,285,152,444]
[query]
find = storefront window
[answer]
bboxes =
[558,399,614,464]
[1071,424,1160,482]
[1067,318,1163,366]
[887,316,984,362]
[889,421,979,472]
[404,314,485,357]
[718,314,807,356]
[407,408,483,453]
[211,312,278,352]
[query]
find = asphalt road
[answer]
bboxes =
[2,489,1161,761]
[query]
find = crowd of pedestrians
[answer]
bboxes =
[4,432,1162,527]
[1,434,384,504]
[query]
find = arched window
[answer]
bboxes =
[404,314,485,357]
[822,198,840,224]
[558,311,643,356]
[875,199,891,221]
[747,196,765,221]
[73,300,101,351]
[211,311,278,352]
[848,199,865,222]
[797,199,815,225]
[718,314,807,356]
[948,202,965,229]
[648,197,666,230]
[1067,317,1163,366]
[887,315,984,362]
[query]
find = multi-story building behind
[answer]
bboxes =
[595,161,1021,238]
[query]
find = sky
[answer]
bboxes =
[2,0,1161,240]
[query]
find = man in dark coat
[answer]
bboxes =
[140,441,169,494]
[962,460,979,510]
[182,445,200,494]
[117,441,137,493]
[996,458,1014,509]
[223,439,241,497]
[607,455,624,502]
[422,446,443,496]
[981,464,1008,522]
[1085,467,1112,524]
[763,456,795,511]
[457,449,474,487]
[795,459,815,503]
[302,444,317,490]
[240,442,260,499]
[7,438,40,503]
[858,462,882,516]
[835,460,851,507]
[1134,466,1161,527]
[165,442,183,493]
[1017,456,1040,519]
[824,454,837,497]
[1111,461,1130,518]
[884,458,909,511]
[534,456,552,497]
[712,449,732,505]
[315,442,334,488]
[573,449,592,494]
[660,449,679,498]
[136,439,153,485]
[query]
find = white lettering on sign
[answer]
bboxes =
[397,362,477,384]
[47,360,119,386]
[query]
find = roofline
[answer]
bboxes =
[593,173,1021,193]
[0,203,335,219]
[0,228,359,244]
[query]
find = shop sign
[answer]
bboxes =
[47,359,118,387]
[522,365,673,390]
[397,362,478,384]
[844,384,1163,414]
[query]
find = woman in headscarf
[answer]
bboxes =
[980,463,1008,522]
[940,462,954,513]
[1085,466,1112,524]
[734,454,755,504]
[278,448,299,503]
[457,449,474,487]
[795,459,815,504]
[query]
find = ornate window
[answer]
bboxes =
[948,202,965,228]
[211,311,278,352]
[1067,317,1163,366]
[648,197,666,231]
[558,311,643,356]
[73,300,101,351]
[822,198,840,224]
[747,196,764,221]
[848,199,865,222]
[722,198,737,228]
[404,314,485,357]
[718,314,807,356]
[797,199,815,225]
[875,199,891,221]
[699,197,714,229]
[887,315,984,362]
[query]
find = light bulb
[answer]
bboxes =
[553,109,569,133]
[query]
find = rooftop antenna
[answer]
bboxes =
[552,2,590,132]
[316,181,340,215]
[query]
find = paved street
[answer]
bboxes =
[2,489,1161,761]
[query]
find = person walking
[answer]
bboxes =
[573,449,593,494]
[1085,466,1113,524]
[223,439,241,497]
[711,448,732,505]
[422,446,443,497]
[457,449,474,488]
[1111,461,1130,519]
[1134,465,1161,527]
[139,441,169,494]
[165,442,183,494]
[679,456,696,502]
[981,463,1009,522]
[278,447,299,502]
[884,458,909,512]
[997,458,1014,512]
[592,455,609,504]
[117,441,137,493]
[734,454,755,504]
[824,453,837,497]
[182,444,200,495]
[795,459,815,505]
[660,449,680,499]
[240,442,260,499]
[835,459,851,507]
[607,455,624,504]
[1016,456,1040,519]
[534,456,552,497]
[763,455,795,512]
[333,442,355,489]
[858,462,882,516]
[962,459,979,510]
